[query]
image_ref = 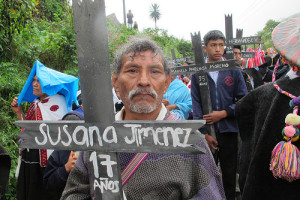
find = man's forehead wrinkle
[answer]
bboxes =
[152,52,162,62]
[125,51,162,63]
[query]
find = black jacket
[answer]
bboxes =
[43,150,71,200]
[236,76,300,200]
[43,107,84,200]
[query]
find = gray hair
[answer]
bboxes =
[112,36,170,74]
[203,30,225,46]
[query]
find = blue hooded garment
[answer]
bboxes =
[17,60,79,111]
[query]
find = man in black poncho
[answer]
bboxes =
[236,17,300,200]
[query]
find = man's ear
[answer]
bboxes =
[164,74,172,94]
[112,72,119,93]
[203,45,207,53]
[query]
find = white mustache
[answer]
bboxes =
[128,88,158,100]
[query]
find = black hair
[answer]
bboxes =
[233,45,241,51]
[203,30,226,46]
[264,55,272,66]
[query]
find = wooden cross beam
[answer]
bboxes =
[225,14,261,59]
[170,59,238,75]
[16,120,205,154]
[226,36,261,59]
[170,32,240,146]
[14,0,206,199]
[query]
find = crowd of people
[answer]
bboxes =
[3,16,300,200]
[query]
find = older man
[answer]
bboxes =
[61,37,225,200]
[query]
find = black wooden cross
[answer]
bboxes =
[225,14,261,59]
[14,0,206,199]
[170,32,240,148]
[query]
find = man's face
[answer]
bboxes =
[112,50,171,114]
[203,39,225,62]
[233,48,242,64]
[32,75,43,96]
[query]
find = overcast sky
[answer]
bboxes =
[104,0,300,41]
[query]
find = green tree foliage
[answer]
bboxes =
[257,19,280,50]
[0,62,28,200]
[0,0,36,61]
[12,18,76,71]
[11,0,76,72]
[107,21,139,63]
[0,1,77,198]
[149,3,161,28]
[177,39,193,57]
[106,21,193,63]
[142,28,192,59]
[35,0,69,21]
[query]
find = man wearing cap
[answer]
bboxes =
[236,17,300,200]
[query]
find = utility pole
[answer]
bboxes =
[123,0,126,26]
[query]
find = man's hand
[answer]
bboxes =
[205,134,218,150]
[65,151,79,173]
[11,97,25,120]
[203,110,227,124]
[162,100,178,111]
[165,104,178,111]
[162,99,169,107]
